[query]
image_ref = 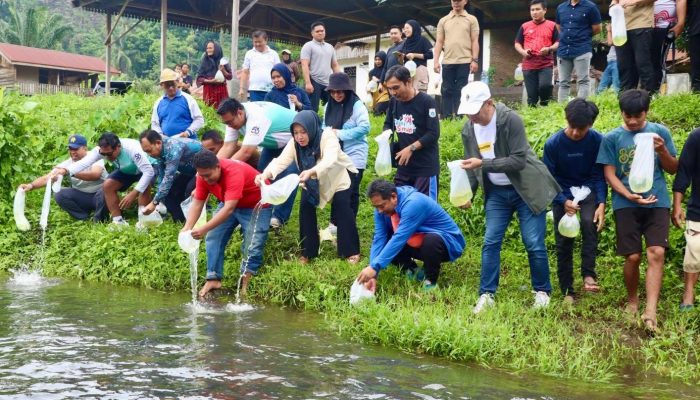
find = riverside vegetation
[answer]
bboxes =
[1,90,700,385]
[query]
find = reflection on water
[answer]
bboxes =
[0,274,698,399]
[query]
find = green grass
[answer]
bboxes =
[2,91,700,385]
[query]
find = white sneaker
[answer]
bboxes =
[473,293,495,314]
[108,219,129,231]
[533,291,550,309]
[270,217,281,229]
[327,223,338,236]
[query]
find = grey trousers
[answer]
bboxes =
[54,188,107,222]
[558,52,592,102]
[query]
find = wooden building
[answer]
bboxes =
[0,43,120,96]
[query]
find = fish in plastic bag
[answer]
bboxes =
[374,130,393,176]
[138,205,163,228]
[447,160,473,207]
[350,279,375,305]
[557,186,591,238]
[628,133,657,194]
[261,173,300,205]
[13,188,30,231]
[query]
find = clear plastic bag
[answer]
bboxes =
[349,279,375,305]
[39,180,52,230]
[13,188,30,231]
[557,186,591,238]
[629,133,657,194]
[138,205,163,228]
[447,160,473,207]
[610,5,627,46]
[52,174,63,193]
[178,230,200,254]
[180,196,207,227]
[366,80,378,93]
[404,60,417,77]
[214,70,225,83]
[261,173,300,205]
[374,130,393,177]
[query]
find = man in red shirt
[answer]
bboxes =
[514,0,559,106]
[181,150,272,297]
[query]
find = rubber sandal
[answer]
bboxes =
[680,303,695,311]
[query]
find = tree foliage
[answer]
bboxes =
[0,1,72,49]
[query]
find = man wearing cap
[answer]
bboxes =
[280,49,300,84]
[239,30,280,101]
[301,21,342,112]
[19,134,108,222]
[458,81,560,313]
[151,68,204,139]
[54,132,155,226]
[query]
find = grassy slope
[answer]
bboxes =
[1,91,700,383]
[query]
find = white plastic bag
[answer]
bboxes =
[39,180,52,230]
[557,186,591,238]
[349,279,375,305]
[404,60,417,77]
[610,5,627,46]
[447,160,473,207]
[629,133,657,194]
[366,80,378,93]
[178,230,200,254]
[180,196,207,227]
[52,174,63,193]
[374,130,393,176]
[138,205,163,228]
[214,70,225,83]
[13,188,30,231]
[261,173,300,205]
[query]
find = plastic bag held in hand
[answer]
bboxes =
[349,279,375,305]
[374,130,393,176]
[629,133,657,194]
[39,179,52,230]
[261,173,300,205]
[138,205,163,228]
[13,188,30,231]
[557,186,591,238]
[178,230,200,254]
[52,174,63,193]
[447,160,473,207]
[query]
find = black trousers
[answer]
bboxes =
[309,78,329,113]
[300,186,359,259]
[650,27,669,91]
[163,174,196,223]
[617,28,656,92]
[391,233,450,284]
[331,170,363,224]
[690,34,700,92]
[441,63,470,118]
[523,68,553,107]
[552,196,599,296]
[54,188,107,222]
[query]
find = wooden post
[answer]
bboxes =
[105,13,111,96]
[160,0,168,72]
[375,31,381,53]
[229,0,240,99]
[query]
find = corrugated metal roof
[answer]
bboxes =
[0,43,120,75]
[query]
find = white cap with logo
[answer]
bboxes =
[457,81,491,116]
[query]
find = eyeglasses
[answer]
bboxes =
[99,150,115,157]
[161,81,176,88]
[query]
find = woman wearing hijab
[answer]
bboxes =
[400,20,433,92]
[323,72,369,220]
[256,111,360,264]
[196,40,232,109]
[264,63,312,111]
[368,51,390,115]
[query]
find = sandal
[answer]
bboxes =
[346,254,361,264]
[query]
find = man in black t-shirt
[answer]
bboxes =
[383,65,440,200]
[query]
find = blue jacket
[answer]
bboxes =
[151,90,204,139]
[322,99,370,169]
[369,186,465,273]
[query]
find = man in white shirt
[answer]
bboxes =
[19,134,108,222]
[239,30,280,102]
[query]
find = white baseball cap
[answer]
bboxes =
[458,81,491,116]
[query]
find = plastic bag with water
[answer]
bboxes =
[138,205,163,228]
[350,279,375,305]
[558,186,591,238]
[52,174,63,193]
[214,70,225,83]
[447,160,473,207]
[13,188,30,231]
[629,133,657,194]
[180,196,207,227]
[261,173,300,205]
[178,230,200,254]
[39,180,52,230]
[374,130,393,177]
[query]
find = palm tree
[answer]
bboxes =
[0,2,72,49]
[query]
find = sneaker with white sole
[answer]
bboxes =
[108,219,129,231]
[533,291,550,309]
[270,217,281,229]
[473,293,495,314]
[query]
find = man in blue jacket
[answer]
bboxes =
[356,180,465,291]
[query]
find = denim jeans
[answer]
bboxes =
[558,52,592,102]
[205,205,272,280]
[258,147,299,224]
[480,185,551,295]
[552,196,599,296]
[596,60,619,94]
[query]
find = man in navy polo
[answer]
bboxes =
[555,0,602,102]
[151,68,205,139]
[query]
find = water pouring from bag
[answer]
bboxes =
[260,173,300,205]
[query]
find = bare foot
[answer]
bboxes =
[199,280,222,297]
[624,296,640,315]
[563,295,575,305]
[346,254,361,264]
[239,272,253,299]
[641,312,658,333]
[299,256,310,265]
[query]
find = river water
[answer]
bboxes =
[0,273,698,400]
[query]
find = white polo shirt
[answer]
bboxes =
[242,46,280,92]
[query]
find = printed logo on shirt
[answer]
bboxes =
[428,108,437,118]
[478,142,493,152]
[250,126,261,136]
[394,114,416,135]
[134,153,142,162]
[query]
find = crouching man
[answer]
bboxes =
[356,180,465,291]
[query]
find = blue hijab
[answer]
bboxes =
[266,63,297,107]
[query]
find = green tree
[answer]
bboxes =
[0,2,72,49]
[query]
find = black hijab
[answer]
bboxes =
[369,51,386,81]
[401,20,428,54]
[324,90,360,130]
[293,111,323,206]
[198,40,223,78]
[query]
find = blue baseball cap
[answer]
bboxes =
[67,134,88,150]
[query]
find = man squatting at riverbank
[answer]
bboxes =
[357,179,465,291]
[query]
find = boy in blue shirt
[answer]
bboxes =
[596,89,678,332]
[543,99,606,302]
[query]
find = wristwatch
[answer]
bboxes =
[409,144,418,152]
[152,200,160,206]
